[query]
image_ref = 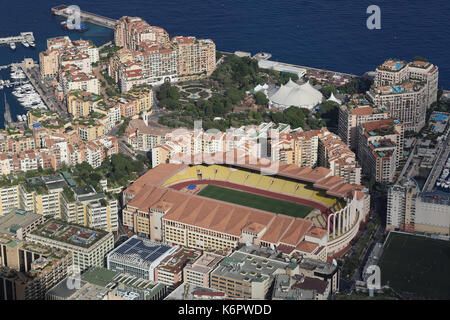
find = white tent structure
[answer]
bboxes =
[268,79,323,110]
[327,93,342,105]
[253,83,269,97]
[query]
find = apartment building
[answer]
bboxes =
[60,49,92,75]
[370,59,439,132]
[358,119,404,183]
[93,104,121,133]
[75,121,104,141]
[26,219,114,272]
[0,186,19,216]
[271,274,329,300]
[60,183,118,233]
[210,245,299,299]
[113,16,216,87]
[317,128,361,185]
[0,234,72,300]
[126,118,172,152]
[337,104,391,151]
[59,64,99,96]
[0,209,45,240]
[155,246,202,287]
[387,178,419,232]
[172,36,216,80]
[46,36,72,51]
[118,60,147,93]
[387,178,450,236]
[72,39,99,64]
[39,49,60,79]
[135,43,178,83]
[114,16,170,51]
[368,82,428,132]
[108,48,136,83]
[67,90,103,118]
[407,60,439,106]
[46,267,169,301]
[183,251,225,288]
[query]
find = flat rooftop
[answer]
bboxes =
[0,208,42,236]
[165,283,226,300]
[30,219,108,248]
[108,236,173,265]
[211,245,291,283]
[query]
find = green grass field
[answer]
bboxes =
[378,232,450,299]
[197,185,313,218]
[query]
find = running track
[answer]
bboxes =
[168,179,331,214]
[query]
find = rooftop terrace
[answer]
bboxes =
[30,219,108,248]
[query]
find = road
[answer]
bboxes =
[423,128,450,191]
[23,66,68,117]
[147,86,165,121]
[107,121,137,159]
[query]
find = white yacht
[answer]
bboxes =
[22,40,30,48]
[10,42,16,50]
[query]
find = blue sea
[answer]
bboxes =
[0,0,449,127]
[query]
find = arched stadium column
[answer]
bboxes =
[333,213,337,238]
[327,214,331,236]
[342,208,346,233]
[345,206,350,232]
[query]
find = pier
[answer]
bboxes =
[51,5,118,29]
[3,93,12,129]
[0,32,35,46]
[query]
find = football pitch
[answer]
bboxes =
[197,184,313,218]
[378,232,450,299]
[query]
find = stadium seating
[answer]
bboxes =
[295,184,314,199]
[267,178,286,193]
[257,176,274,190]
[212,165,231,181]
[280,181,298,196]
[244,173,262,188]
[163,166,199,186]
[312,192,337,208]
[228,170,248,184]
[197,165,215,180]
[162,172,182,186]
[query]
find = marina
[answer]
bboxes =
[0,32,35,50]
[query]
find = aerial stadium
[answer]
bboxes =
[123,157,370,261]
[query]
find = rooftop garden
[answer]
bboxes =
[31,218,108,248]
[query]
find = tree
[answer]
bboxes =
[255,91,269,106]
[320,86,337,99]
[278,72,299,85]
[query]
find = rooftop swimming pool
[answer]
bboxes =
[431,113,449,122]
[392,86,405,93]
[391,62,404,71]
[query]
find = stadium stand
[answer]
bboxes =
[228,169,248,185]
[244,173,262,187]
[268,178,287,193]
